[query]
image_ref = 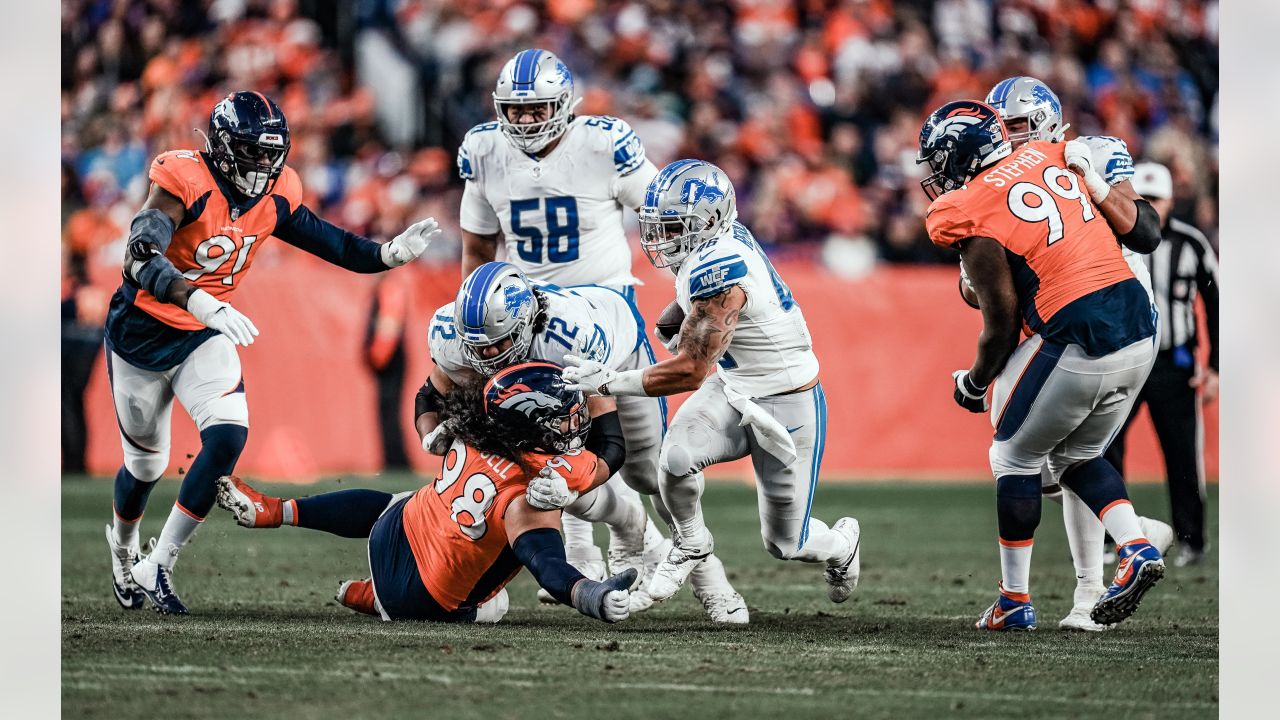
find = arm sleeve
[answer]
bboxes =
[460,181,501,235]
[1116,199,1162,254]
[273,202,387,273]
[511,527,585,606]
[1192,233,1220,370]
[583,411,626,477]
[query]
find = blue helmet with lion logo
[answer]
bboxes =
[639,159,738,269]
[484,362,590,453]
[985,76,1068,146]
[456,262,540,377]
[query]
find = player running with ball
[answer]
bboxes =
[562,160,862,610]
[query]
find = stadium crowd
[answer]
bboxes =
[63,0,1218,272]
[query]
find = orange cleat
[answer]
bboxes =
[336,579,380,617]
[215,475,283,528]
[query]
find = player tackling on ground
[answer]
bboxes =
[104,91,440,614]
[562,159,861,609]
[918,99,1165,630]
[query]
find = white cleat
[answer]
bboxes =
[627,525,671,614]
[1059,602,1112,632]
[647,538,714,602]
[105,525,145,609]
[824,517,862,603]
[538,544,606,605]
[1140,517,1176,557]
[694,589,749,624]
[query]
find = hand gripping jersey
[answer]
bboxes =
[457,115,659,288]
[674,222,820,398]
[1077,135,1154,303]
[428,284,643,383]
[926,141,1155,356]
[136,150,304,329]
[400,439,599,611]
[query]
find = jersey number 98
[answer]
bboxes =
[436,443,498,541]
[510,197,579,263]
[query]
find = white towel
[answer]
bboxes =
[717,368,798,466]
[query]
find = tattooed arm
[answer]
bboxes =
[639,286,746,395]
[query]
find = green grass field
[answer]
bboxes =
[62,476,1218,719]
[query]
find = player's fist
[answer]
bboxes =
[526,466,579,510]
[186,289,259,347]
[562,354,616,396]
[421,421,454,455]
[952,370,989,413]
[1064,140,1110,202]
[571,568,637,623]
[382,217,441,267]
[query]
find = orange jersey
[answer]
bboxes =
[927,141,1154,355]
[400,440,600,611]
[136,150,303,330]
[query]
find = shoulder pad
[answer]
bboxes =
[581,115,647,176]
[924,198,982,249]
[427,303,467,369]
[149,150,210,206]
[686,239,749,300]
[1078,135,1134,185]
[457,122,502,181]
[270,165,304,213]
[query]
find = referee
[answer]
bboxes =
[1104,162,1219,567]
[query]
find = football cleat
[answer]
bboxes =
[976,588,1037,631]
[336,579,380,617]
[824,517,862,603]
[538,543,605,605]
[1091,541,1165,626]
[694,589,749,624]
[130,545,188,615]
[627,524,671,614]
[1059,603,1111,632]
[1173,542,1206,568]
[105,525,145,609]
[215,476,282,528]
[647,536,714,602]
[1140,517,1175,557]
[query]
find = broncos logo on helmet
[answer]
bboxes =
[484,362,590,453]
[917,100,1012,201]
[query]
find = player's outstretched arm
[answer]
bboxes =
[123,184,258,346]
[414,366,456,455]
[275,205,440,271]
[563,286,746,397]
[461,230,500,277]
[956,236,1020,388]
[506,499,632,623]
[1064,141,1161,253]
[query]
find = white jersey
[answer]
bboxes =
[457,115,660,288]
[674,222,819,398]
[1079,135,1154,303]
[428,284,642,384]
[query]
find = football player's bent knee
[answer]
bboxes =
[761,536,801,561]
[988,444,1042,480]
[658,442,700,478]
[192,392,249,430]
[199,424,249,472]
[123,450,169,484]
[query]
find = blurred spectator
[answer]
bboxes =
[364,273,412,472]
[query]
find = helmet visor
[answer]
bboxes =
[639,212,702,268]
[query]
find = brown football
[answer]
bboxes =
[655,300,686,338]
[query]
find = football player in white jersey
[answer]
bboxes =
[415,262,748,621]
[561,160,862,609]
[975,76,1174,631]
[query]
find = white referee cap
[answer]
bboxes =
[1131,162,1173,200]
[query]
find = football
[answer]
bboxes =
[655,299,686,339]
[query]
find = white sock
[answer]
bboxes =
[690,553,735,594]
[112,516,140,549]
[282,498,297,526]
[660,471,712,551]
[1062,488,1105,593]
[560,512,595,549]
[789,518,851,564]
[644,516,664,547]
[998,540,1034,596]
[149,504,204,569]
[1098,500,1145,547]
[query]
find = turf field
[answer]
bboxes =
[62,476,1218,719]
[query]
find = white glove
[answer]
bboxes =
[421,422,454,455]
[186,289,259,347]
[1064,140,1110,203]
[561,354,617,397]
[381,217,441,267]
[599,588,631,623]
[653,325,680,354]
[526,466,579,510]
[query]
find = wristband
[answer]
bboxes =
[601,369,646,397]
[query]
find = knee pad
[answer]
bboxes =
[658,442,698,478]
[761,536,798,561]
[474,588,509,624]
[191,391,249,431]
[123,448,169,483]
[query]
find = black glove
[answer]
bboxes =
[952,370,989,413]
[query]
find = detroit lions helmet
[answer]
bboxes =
[493,49,577,153]
[455,262,540,376]
[484,362,590,453]
[638,159,738,270]
[984,76,1069,146]
[917,100,1012,201]
[203,91,291,198]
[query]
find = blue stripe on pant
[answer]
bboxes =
[798,382,827,547]
[994,341,1066,442]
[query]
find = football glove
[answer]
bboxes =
[952,370,989,413]
[526,466,579,510]
[186,289,259,347]
[571,568,637,623]
[653,325,680,354]
[562,355,617,396]
[420,421,455,455]
[381,217,441,267]
[1064,140,1111,203]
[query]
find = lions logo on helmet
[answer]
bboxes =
[484,362,590,453]
[917,100,1012,201]
[456,262,541,376]
[985,76,1069,146]
[493,49,578,154]
[639,159,738,269]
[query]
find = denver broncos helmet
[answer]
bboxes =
[203,91,291,198]
[484,362,590,453]
[917,100,1012,201]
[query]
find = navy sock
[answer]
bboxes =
[113,466,157,522]
[1060,457,1129,517]
[295,489,393,538]
[995,474,1042,542]
[512,527,584,605]
[177,424,248,518]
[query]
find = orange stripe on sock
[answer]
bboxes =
[999,537,1034,548]
[1099,499,1131,518]
[997,583,1031,603]
[1117,538,1150,550]
[286,499,298,526]
[175,502,206,522]
[113,508,142,524]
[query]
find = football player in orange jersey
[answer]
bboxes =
[918,100,1165,631]
[215,363,636,623]
[104,91,441,615]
